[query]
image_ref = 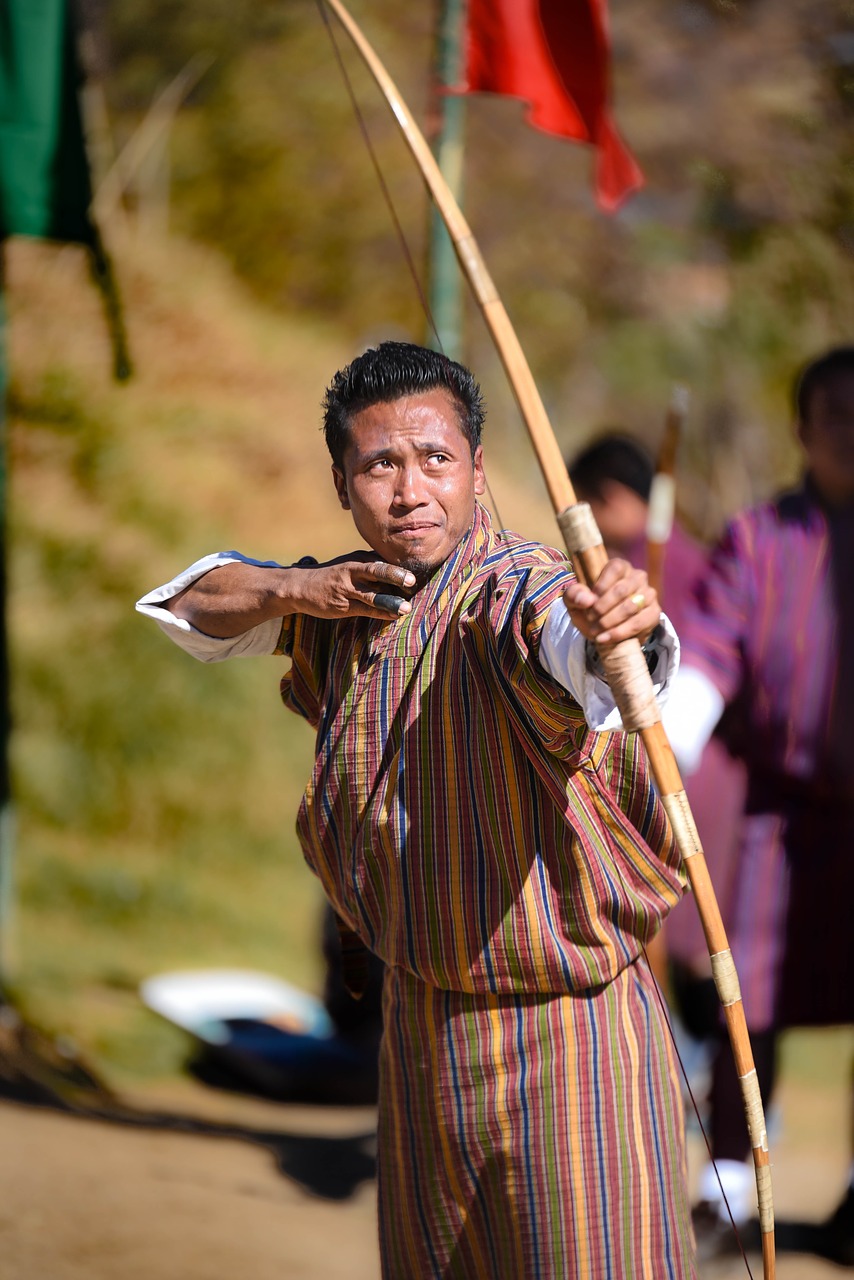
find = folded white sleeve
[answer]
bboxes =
[661,666,725,775]
[539,600,680,731]
[135,551,286,662]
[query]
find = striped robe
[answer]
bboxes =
[680,483,854,1029]
[279,502,695,1278]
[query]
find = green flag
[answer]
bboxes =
[0,0,130,377]
[0,0,94,241]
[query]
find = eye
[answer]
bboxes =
[427,452,450,465]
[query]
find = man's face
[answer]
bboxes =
[332,388,486,583]
[799,369,854,506]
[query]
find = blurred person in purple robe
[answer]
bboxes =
[569,434,747,1019]
[664,346,854,1263]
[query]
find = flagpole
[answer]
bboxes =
[426,0,466,360]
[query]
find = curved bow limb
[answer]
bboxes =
[319,3,775,1274]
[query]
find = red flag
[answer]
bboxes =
[459,0,643,213]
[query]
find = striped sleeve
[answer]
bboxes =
[482,558,593,757]
[278,612,335,730]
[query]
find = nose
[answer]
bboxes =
[393,465,426,509]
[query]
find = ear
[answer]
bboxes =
[473,445,486,497]
[332,465,351,511]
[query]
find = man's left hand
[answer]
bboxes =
[563,560,660,647]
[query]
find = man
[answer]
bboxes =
[138,342,696,1277]
[665,345,854,1262]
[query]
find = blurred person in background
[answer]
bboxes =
[568,433,747,1074]
[137,341,698,1278]
[664,345,854,1263]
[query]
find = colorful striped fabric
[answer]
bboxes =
[378,962,695,1279]
[680,483,854,1028]
[279,502,685,997]
[278,501,693,1275]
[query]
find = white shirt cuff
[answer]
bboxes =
[661,666,725,774]
[540,602,680,731]
[135,551,286,663]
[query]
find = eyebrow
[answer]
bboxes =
[356,440,458,466]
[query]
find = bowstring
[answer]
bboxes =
[315,0,511,535]
[639,939,757,1277]
[315,4,757,1270]
[316,0,440,348]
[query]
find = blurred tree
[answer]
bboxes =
[89,0,854,525]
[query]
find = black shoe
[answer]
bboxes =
[813,1187,854,1267]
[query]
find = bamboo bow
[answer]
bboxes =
[317,3,775,1274]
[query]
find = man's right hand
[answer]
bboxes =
[292,552,416,620]
[166,552,416,638]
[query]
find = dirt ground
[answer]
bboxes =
[0,1068,851,1280]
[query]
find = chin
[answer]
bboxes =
[387,539,442,579]
[384,532,459,586]
[399,556,440,589]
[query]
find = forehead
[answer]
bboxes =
[346,389,467,454]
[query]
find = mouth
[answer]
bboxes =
[390,523,439,539]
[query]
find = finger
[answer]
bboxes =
[325,554,416,594]
[578,587,635,627]
[563,582,596,611]
[577,566,658,639]
[597,602,661,646]
[347,586,412,619]
[372,591,411,616]
[589,557,632,591]
[362,561,417,591]
[587,569,650,621]
[563,580,612,640]
[595,586,657,630]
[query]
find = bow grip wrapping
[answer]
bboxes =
[557,502,661,732]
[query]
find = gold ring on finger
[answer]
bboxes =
[630,592,646,612]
